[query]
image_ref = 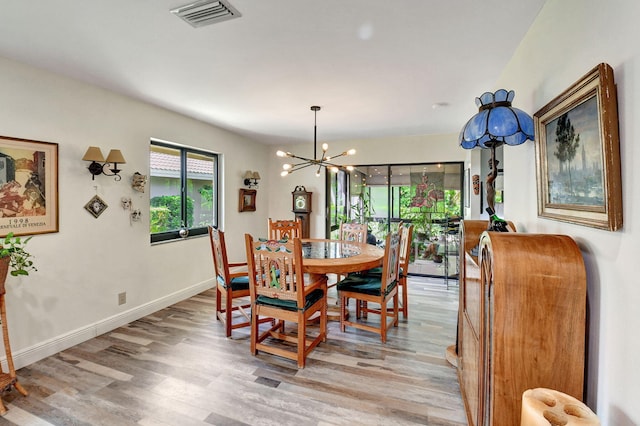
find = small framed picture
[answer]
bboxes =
[85,195,108,218]
[239,188,256,212]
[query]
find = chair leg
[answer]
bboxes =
[215,286,222,321]
[340,295,347,333]
[381,298,387,343]
[393,293,399,327]
[401,276,408,318]
[320,300,327,343]
[225,290,233,337]
[250,308,258,356]
[297,314,305,368]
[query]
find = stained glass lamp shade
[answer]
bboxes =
[458,89,534,217]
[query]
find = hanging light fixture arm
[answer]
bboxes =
[277,105,356,177]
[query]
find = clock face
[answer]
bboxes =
[295,195,306,210]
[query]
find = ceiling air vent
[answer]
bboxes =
[171,0,241,28]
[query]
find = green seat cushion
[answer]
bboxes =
[217,275,250,291]
[218,269,282,291]
[358,266,405,278]
[256,288,325,312]
[337,274,397,296]
[363,266,383,276]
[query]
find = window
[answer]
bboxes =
[326,162,463,277]
[150,140,218,243]
[326,169,348,235]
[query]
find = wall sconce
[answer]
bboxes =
[243,170,261,188]
[82,146,126,181]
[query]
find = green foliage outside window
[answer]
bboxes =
[197,185,214,227]
[150,195,193,233]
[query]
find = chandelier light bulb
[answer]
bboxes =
[276,150,289,157]
[282,163,292,170]
[321,143,329,151]
[280,170,290,177]
[347,149,356,156]
[346,165,354,171]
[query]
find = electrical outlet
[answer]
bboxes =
[118,292,126,305]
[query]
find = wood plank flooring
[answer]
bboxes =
[0,277,466,426]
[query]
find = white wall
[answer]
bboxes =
[0,56,270,368]
[268,133,465,238]
[497,0,639,423]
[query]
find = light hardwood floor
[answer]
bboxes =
[1,277,466,426]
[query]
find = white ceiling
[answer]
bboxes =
[0,0,546,146]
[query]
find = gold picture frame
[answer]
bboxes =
[534,63,623,231]
[0,135,59,237]
[239,188,256,212]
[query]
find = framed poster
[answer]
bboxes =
[534,63,622,231]
[0,136,59,236]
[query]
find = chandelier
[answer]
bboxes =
[277,106,356,177]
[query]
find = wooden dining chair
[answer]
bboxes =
[244,234,328,368]
[397,222,414,318]
[333,222,369,284]
[357,222,412,318]
[337,231,401,343]
[208,226,272,337]
[268,218,302,241]
[339,222,367,243]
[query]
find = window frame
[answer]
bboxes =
[150,140,218,243]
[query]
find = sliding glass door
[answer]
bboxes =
[326,162,463,278]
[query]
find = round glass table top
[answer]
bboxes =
[301,239,384,275]
[302,240,360,259]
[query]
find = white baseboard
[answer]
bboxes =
[3,279,214,371]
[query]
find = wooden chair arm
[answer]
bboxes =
[229,264,249,278]
[304,274,328,295]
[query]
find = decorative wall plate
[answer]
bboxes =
[84,195,108,218]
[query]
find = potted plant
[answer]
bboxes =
[0,233,36,292]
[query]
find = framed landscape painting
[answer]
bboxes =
[0,136,59,236]
[534,63,622,231]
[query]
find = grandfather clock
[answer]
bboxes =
[292,185,312,238]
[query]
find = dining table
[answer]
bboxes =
[301,238,383,274]
[301,238,384,320]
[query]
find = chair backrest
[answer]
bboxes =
[380,231,401,292]
[398,222,414,273]
[268,218,302,241]
[245,234,305,307]
[208,226,231,286]
[339,222,368,243]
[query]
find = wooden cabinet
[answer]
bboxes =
[457,220,586,426]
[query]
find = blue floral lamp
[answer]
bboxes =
[458,89,534,230]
